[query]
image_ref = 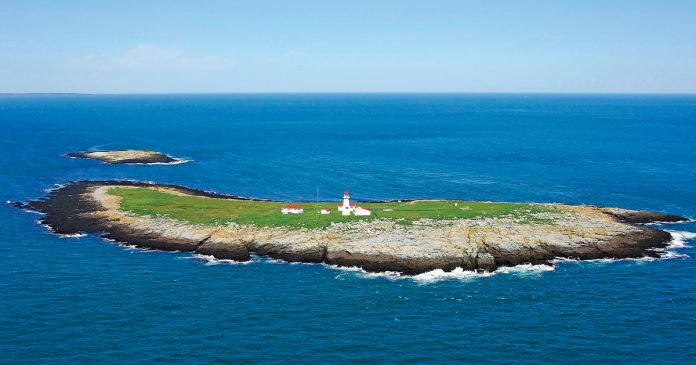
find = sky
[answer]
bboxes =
[1,0,695,93]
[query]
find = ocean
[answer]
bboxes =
[1,94,695,364]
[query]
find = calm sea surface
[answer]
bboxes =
[1,94,695,364]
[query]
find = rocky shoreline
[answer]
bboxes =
[18,181,689,275]
[66,150,184,164]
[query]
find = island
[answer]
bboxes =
[66,150,185,164]
[19,181,687,274]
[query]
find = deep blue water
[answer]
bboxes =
[1,94,695,364]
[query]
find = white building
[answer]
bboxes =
[337,192,371,216]
[320,208,331,215]
[353,206,371,216]
[281,204,304,214]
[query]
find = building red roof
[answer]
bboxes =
[356,207,370,211]
[322,208,331,211]
[283,204,303,209]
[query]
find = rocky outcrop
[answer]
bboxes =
[196,241,251,261]
[601,208,689,224]
[66,150,184,164]
[325,251,473,275]
[18,181,688,275]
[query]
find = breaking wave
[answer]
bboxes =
[326,230,696,284]
[411,267,494,284]
[127,158,191,166]
[36,219,88,238]
[265,257,316,265]
[56,232,87,238]
[553,230,694,265]
[495,263,556,275]
[43,183,67,193]
[328,263,555,284]
[189,253,256,266]
[657,230,695,259]
[28,206,694,283]
[642,230,694,260]
[328,265,404,281]
[666,230,695,249]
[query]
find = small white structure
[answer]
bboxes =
[338,192,356,216]
[320,208,331,215]
[281,204,304,214]
[353,206,371,216]
[337,192,371,216]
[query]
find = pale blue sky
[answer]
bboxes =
[1,0,695,93]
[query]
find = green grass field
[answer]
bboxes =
[109,187,558,229]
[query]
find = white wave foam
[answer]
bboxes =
[126,158,191,165]
[190,253,255,266]
[495,263,556,275]
[553,255,674,266]
[43,183,67,193]
[666,230,696,249]
[645,218,694,226]
[99,237,155,251]
[553,256,666,266]
[652,230,696,259]
[657,251,690,260]
[37,220,87,238]
[57,232,87,238]
[412,267,494,284]
[550,231,694,264]
[325,264,404,281]
[16,206,43,215]
[264,257,316,265]
[327,263,554,284]
[264,257,287,264]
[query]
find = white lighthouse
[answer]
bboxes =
[336,191,371,216]
[341,191,351,216]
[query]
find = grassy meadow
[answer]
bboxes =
[109,187,557,229]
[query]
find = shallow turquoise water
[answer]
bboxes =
[1,94,695,364]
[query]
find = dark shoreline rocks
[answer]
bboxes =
[15,181,688,275]
[604,210,689,224]
[196,241,251,261]
[486,226,672,267]
[324,251,474,275]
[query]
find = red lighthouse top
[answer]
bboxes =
[343,192,350,199]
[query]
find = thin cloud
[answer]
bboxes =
[68,44,236,72]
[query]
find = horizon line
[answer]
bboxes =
[2,91,696,96]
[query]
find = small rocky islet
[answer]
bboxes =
[17,180,688,275]
[66,150,184,164]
